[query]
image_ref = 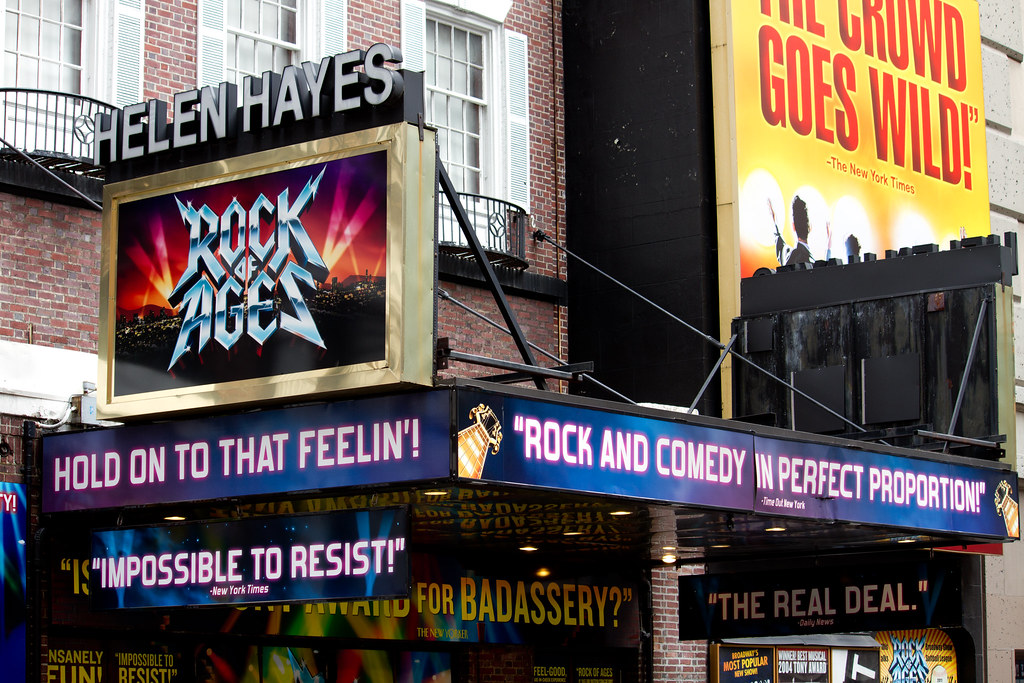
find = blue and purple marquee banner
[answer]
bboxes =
[43,391,450,512]
[0,483,26,682]
[456,389,756,511]
[90,508,408,609]
[456,388,1019,539]
[752,437,1020,538]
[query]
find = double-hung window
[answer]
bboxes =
[199,0,347,89]
[403,0,529,211]
[426,18,485,194]
[3,0,84,92]
[225,0,299,86]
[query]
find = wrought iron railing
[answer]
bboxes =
[0,88,114,176]
[437,191,529,268]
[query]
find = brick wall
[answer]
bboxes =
[437,281,562,384]
[0,192,103,351]
[459,646,533,683]
[652,565,708,682]
[144,0,198,103]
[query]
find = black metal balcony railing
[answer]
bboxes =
[0,88,114,177]
[437,191,529,269]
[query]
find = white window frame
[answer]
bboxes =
[199,0,345,90]
[1,0,99,95]
[423,3,506,202]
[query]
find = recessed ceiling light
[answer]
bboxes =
[710,543,730,548]
[422,490,448,497]
[662,545,677,551]
[661,554,678,564]
[563,531,583,536]
[765,526,786,532]
[520,545,538,552]
[896,537,916,544]
[536,568,551,577]
[164,515,186,521]
[609,510,631,516]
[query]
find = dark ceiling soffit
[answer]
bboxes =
[0,159,103,209]
[438,252,567,303]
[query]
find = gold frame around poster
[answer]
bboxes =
[98,123,436,419]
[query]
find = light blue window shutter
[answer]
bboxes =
[401,0,426,73]
[198,0,227,88]
[322,0,347,57]
[113,0,143,107]
[506,30,529,211]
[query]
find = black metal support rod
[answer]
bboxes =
[534,230,872,435]
[689,334,737,414]
[944,296,990,451]
[441,349,579,380]
[439,163,546,389]
[534,230,725,350]
[918,429,1003,450]
[0,134,102,211]
[439,288,637,404]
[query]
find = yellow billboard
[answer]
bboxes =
[720,0,989,278]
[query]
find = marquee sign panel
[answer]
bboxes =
[98,123,436,419]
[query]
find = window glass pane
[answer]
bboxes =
[237,36,254,72]
[243,0,260,32]
[432,93,447,126]
[437,55,450,91]
[5,11,16,46]
[20,15,39,54]
[64,0,81,25]
[282,0,296,8]
[438,24,451,58]
[23,0,38,15]
[273,45,289,71]
[451,130,464,166]
[466,102,480,134]
[41,0,58,20]
[426,54,436,87]
[256,40,272,71]
[448,97,462,131]
[63,26,81,65]
[454,28,466,62]
[426,20,435,51]
[40,20,58,59]
[467,135,479,168]
[62,64,80,93]
[39,58,57,85]
[261,5,277,37]
[450,166,464,191]
[5,54,15,81]
[470,65,483,99]
[227,0,241,28]
[453,61,467,95]
[470,34,482,66]
[6,0,17,11]
[17,55,37,85]
[281,8,295,42]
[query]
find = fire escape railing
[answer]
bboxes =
[437,191,528,269]
[0,88,114,177]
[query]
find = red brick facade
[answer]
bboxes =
[0,192,102,351]
[652,565,708,682]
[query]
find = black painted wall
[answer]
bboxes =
[563,0,721,413]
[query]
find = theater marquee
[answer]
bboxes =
[98,122,436,418]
